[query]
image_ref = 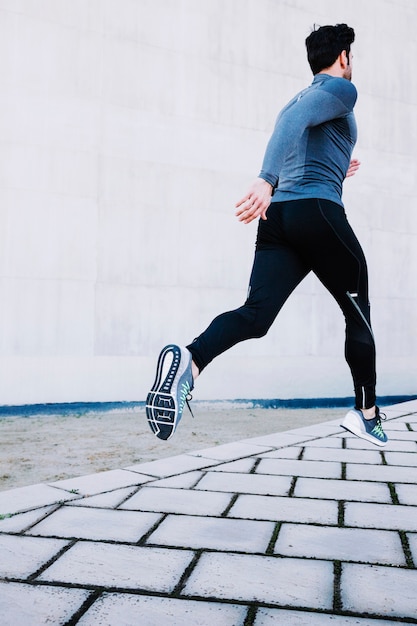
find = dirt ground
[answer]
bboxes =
[0,406,346,491]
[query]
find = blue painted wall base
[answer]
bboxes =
[0,396,415,418]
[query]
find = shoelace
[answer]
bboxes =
[372,420,385,437]
[186,393,194,418]
[372,411,386,437]
[179,381,195,419]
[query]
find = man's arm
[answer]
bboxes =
[235,80,357,224]
[259,81,357,187]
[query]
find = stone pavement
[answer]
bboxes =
[0,400,416,625]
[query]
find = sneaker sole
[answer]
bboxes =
[340,423,387,448]
[146,345,184,440]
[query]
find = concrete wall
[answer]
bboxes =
[0,0,415,405]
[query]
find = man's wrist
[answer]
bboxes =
[258,173,276,188]
[257,176,273,187]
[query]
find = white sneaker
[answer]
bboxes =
[146,344,194,440]
[341,407,388,447]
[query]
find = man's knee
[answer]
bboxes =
[237,305,273,340]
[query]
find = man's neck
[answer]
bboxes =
[317,67,344,78]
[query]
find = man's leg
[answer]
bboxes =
[187,246,309,373]
[286,198,386,446]
[146,230,309,439]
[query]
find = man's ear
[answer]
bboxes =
[340,50,349,68]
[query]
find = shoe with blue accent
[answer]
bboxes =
[341,407,388,447]
[146,344,194,440]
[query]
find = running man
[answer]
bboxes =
[145,23,387,447]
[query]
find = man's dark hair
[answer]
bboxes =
[305,24,355,75]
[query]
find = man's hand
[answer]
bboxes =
[235,178,273,224]
[345,158,361,178]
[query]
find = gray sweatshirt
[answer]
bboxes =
[259,73,357,207]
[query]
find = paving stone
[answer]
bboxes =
[285,424,343,438]
[195,471,292,496]
[407,532,417,565]
[78,592,247,625]
[26,506,161,542]
[383,421,411,431]
[208,458,257,473]
[386,413,412,427]
[322,418,345,426]
[346,463,417,484]
[68,486,138,508]
[384,400,417,414]
[253,607,411,625]
[385,412,416,420]
[0,506,55,533]
[189,442,272,461]
[229,494,337,524]
[381,412,411,421]
[125,455,220,478]
[382,430,417,441]
[240,433,315,447]
[302,437,342,448]
[383,402,417,416]
[149,471,203,489]
[345,437,417,452]
[0,483,78,516]
[147,514,275,553]
[0,534,69,578]
[38,541,194,592]
[274,523,405,566]
[303,447,382,464]
[389,412,415,424]
[345,501,417,531]
[294,477,391,503]
[256,458,341,479]
[3,399,417,624]
[49,469,152,496]
[257,447,302,459]
[384,451,417,467]
[183,552,334,609]
[396,484,417,506]
[119,486,232,516]
[341,563,417,619]
[0,582,90,626]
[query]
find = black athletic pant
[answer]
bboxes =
[187,199,376,410]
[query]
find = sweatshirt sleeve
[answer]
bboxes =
[259,78,357,187]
